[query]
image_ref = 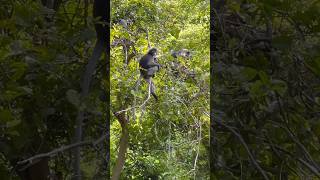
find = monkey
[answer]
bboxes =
[169,49,195,80]
[171,49,192,59]
[139,48,161,101]
[118,19,133,28]
[169,60,196,80]
[119,19,128,28]
[170,50,179,58]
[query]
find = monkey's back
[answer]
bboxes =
[139,54,153,68]
[139,54,155,78]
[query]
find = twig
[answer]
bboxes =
[145,28,151,49]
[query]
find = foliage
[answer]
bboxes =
[212,0,320,179]
[110,0,210,179]
[0,0,107,178]
[2,0,318,179]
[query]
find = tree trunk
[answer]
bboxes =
[111,112,129,180]
[17,158,50,180]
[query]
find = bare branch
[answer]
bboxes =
[17,133,107,166]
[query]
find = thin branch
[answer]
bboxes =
[270,144,320,178]
[191,122,201,179]
[145,28,151,49]
[17,133,107,166]
[115,78,152,115]
[206,112,269,180]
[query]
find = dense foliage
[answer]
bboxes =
[0,0,107,179]
[212,0,320,179]
[1,0,319,179]
[110,0,210,179]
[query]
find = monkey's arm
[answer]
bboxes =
[148,58,161,69]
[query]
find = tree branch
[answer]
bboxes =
[115,78,153,115]
[111,112,129,180]
[208,112,269,180]
[17,133,107,167]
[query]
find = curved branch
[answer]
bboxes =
[17,133,107,167]
[212,118,270,180]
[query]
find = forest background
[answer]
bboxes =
[0,0,319,179]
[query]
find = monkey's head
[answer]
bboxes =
[148,48,157,56]
[180,49,191,58]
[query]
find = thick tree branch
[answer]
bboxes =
[72,0,108,179]
[111,112,129,180]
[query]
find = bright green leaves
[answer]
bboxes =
[169,27,181,39]
[178,24,209,49]
[111,0,209,178]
